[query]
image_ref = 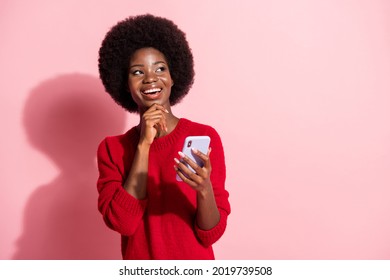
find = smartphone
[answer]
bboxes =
[176,136,211,181]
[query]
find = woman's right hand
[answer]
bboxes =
[139,104,169,146]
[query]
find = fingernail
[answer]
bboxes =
[178,151,185,158]
[192,148,198,153]
[174,158,180,164]
[165,109,169,113]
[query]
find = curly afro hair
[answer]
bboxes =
[98,14,195,113]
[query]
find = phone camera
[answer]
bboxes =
[187,140,192,148]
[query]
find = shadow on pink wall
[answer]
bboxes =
[13,73,126,259]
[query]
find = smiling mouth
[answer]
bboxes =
[142,88,162,95]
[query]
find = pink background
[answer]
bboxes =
[1,0,390,259]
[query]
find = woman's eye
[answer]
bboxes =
[156,66,166,73]
[132,70,143,75]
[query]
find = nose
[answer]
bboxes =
[143,70,157,84]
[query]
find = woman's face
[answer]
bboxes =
[128,47,174,112]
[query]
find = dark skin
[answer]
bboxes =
[124,47,220,230]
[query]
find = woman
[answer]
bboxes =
[97,14,230,260]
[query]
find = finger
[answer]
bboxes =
[174,157,193,175]
[144,113,167,130]
[143,109,166,118]
[174,162,202,190]
[148,103,169,114]
[145,112,167,132]
[174,163,198,188]
[144,117,163,133]
[174,157,198,180]
[192,147,212,169]
[143,105,168,131]
[144,113,165,123]
[151,115,167,132]
[190,148,209,161]
[153,105,169,131]
[177,152,205,179]
[179,150,207,172]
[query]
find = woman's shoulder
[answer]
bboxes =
[183,119,225,159]
[183,118,219,135]
[182,118,222,144]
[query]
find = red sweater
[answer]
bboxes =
[97,118,231,259]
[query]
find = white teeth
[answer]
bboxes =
[143,88,161,94]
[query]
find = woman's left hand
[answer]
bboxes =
[175,147,220,230]
[174,148,212,194]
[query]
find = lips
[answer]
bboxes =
[141,87,163,100]
[142,88,162,94]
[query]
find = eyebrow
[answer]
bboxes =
[129,61,167,69]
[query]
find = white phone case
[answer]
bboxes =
[176,136,211,181]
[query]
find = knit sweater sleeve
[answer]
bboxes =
[194,127,231,247]
[96,137,147,236]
